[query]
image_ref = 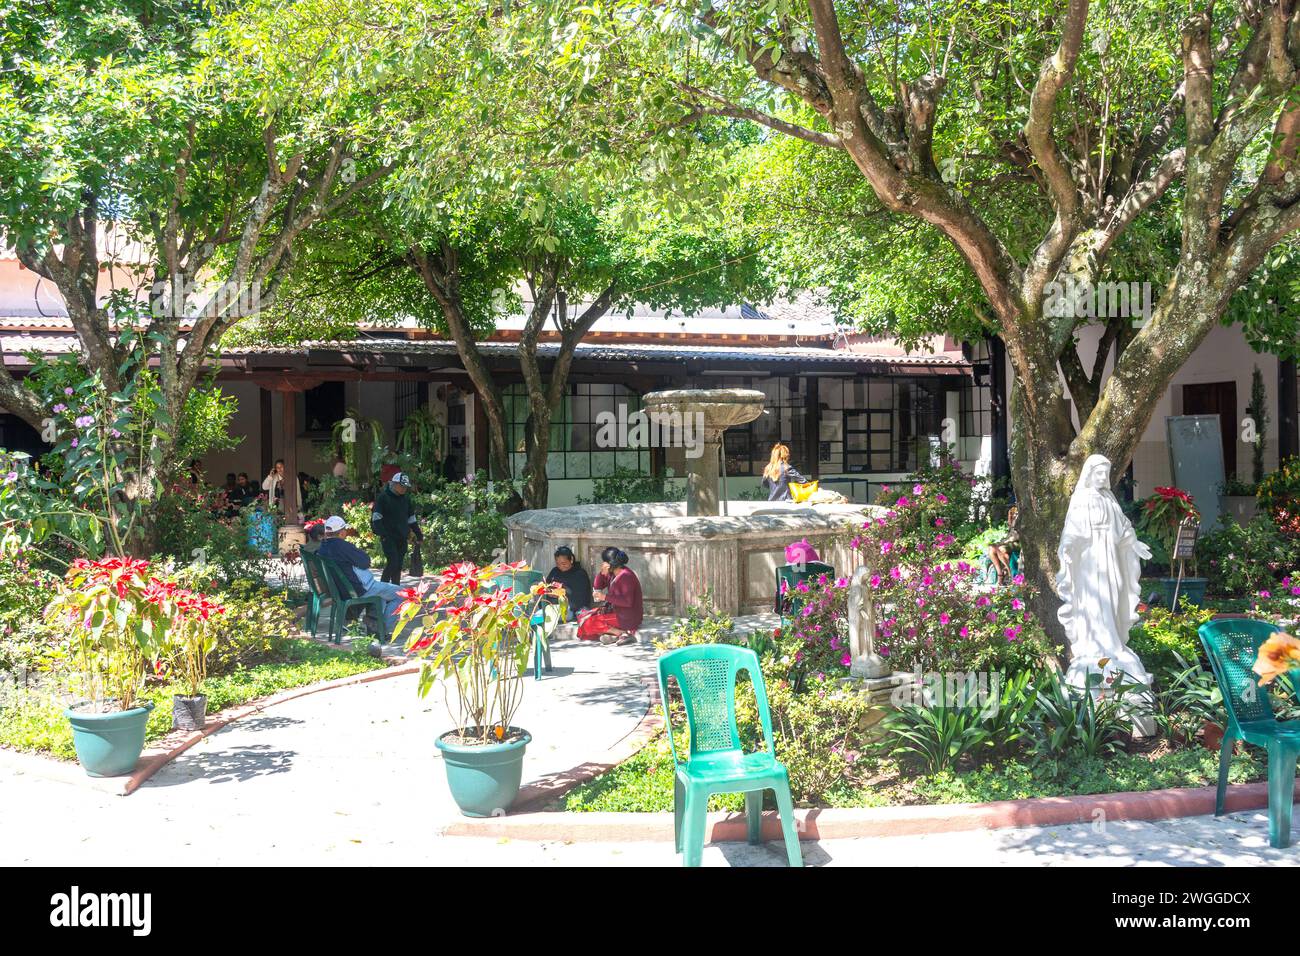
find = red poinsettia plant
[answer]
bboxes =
[391,560,566,745]
[45,557,225,712]
[1136,486,1200,561]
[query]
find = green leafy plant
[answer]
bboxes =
[1128,603,1214,673]
[576,466,684,504]
[1136,486,1200,565]
[392,561,566,744]
[881,680,993,775]
[1153,661,1225,746]
[1028,670,1142,764]
[1258,458,1300,536]
[1197,514,1300,596]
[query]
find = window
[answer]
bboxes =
[302,381,345,436]
[713,376,807,476]
[502,382,651,480]
[394,381,421,431]
[818,376,944,474]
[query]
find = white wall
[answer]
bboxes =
[1010,321,1284,494]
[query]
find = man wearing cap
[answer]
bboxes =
[312,516,403,632]
[371,472,422,584]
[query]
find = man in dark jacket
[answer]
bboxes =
[312,516,403,631]
[371,472,422,584]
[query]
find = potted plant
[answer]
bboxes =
[1136,486,1208,609]
[44,558,170,777]
[392,560,566,817]
[168,588,225,732]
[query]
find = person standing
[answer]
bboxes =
[371,472,422,584]
[761,443,810,501]
[263,460,286,511]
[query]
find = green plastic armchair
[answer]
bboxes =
[313,553,389,644]
[298,550,331,637]
[1198,618,1300,848]
[483,570,553,679]
[775,561,835,630]
[657,644,803,867]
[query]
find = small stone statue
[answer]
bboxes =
[1055,454,1153,697]
[848,566,888,679]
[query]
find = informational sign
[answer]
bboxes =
[1173,518,1200,560]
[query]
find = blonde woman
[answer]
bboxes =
[761,443,810,501]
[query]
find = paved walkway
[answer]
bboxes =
[2,611,1296,866]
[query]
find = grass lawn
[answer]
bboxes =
[0,639,389,761]
[560,732,1267,812]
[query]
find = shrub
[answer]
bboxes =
[152,487,273,584]
[339,472,509,571]
[872,561,1051,673]
[1135,486,1200,567]
[1197,514,1299,596]
[1027,670,1140,765]
[203,579,300,676]
[1258,458,1300,535]
[1128,602,1213,672]
[576,466,684,505]
[0,559,61,682]
[771,574,853,682]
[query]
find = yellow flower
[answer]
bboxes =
[1253,632,1300,685]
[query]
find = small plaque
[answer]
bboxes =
[1173,518,1200,559]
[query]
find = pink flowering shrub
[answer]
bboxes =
[773,573,853,681]
[873,562,1050,673]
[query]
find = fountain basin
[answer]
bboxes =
[506,500,878,616]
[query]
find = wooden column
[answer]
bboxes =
[259,388,273,479]
[280,388,300,521]
[1280,357,1299,463]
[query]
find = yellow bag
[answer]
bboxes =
[789,480,819,503]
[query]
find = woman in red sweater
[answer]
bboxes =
[579,546,643,646]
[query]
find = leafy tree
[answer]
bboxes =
[531,0,1300,633]
[0,0,396,544]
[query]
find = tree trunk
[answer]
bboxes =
[521,407,552,511]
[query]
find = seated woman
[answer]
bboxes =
[986,505,1022,585]
[579,547,643,646]
[544,545,592,622]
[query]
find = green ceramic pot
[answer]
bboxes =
[435,727,531,817]
[65,701,155,777]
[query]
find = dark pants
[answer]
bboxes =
[380,536,407,584]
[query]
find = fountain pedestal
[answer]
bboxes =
[642,388,765,517]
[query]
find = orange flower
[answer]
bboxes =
[1253,632,1300,685]
[494,725,505,741]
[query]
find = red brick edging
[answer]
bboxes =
[442,779,1300,843]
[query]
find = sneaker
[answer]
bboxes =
[599,632,621,645]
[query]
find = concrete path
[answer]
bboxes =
[3,611,1296,866]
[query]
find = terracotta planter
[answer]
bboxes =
[1202,720,1226,752]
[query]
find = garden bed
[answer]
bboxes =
[0,639,387,761]
[557,729,1266,812]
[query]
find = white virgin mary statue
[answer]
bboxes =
[1056,454,1153,691]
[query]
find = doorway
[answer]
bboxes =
[1183,381,1238,480]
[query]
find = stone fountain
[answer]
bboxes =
[641,387,766,516]
[505,387,878,615]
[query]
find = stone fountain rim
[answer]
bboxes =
[505,501,881,538]
[641,387,768,405]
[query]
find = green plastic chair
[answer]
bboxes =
[483,570,554,679]
[775,561,835,629]
[657,644,803,868]
[313,553,389,644]
[298,549,330,636]
[1198,618,1300,848]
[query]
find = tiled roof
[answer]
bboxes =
[2,334,968,369]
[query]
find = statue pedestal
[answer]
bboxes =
[839,671,915,739]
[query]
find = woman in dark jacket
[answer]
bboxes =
[761,443,810,501]
[544,546,592,621]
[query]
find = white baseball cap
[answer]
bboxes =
[390,472,411,487]
[323,515,348,533]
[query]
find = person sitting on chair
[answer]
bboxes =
[544,545,592,622]
[313,515,403,634]
[987,505,1022,586]
[578,547,643,646]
